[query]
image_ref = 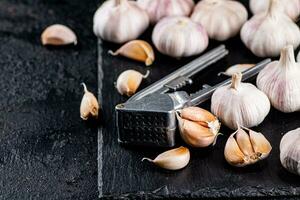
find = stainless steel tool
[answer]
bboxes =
[115,45,271,147]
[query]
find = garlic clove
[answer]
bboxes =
[142,146,190,170]
[224,134,246,167]
[116,69,149,96]
[41,24,77,46]
[109,40,155,66]
[80,83,100,120]
[218,64,255,76]
[249,129,272,159]
[180,107,217,127]
[236,128,255,157]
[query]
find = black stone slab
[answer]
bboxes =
[98,1,300,199]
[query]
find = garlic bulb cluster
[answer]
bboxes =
[152,16,209,58]
[250,0,300,21]
[257,45,300,113]
[177,107,221,148]
[41,24,77,46]
[137,0,195,24]
[224,127,272,167]
[93,0,149,44]
[191,0,248,41]
[280,128,300,176]
[80,83,100,120]
[241,0,300,57]
[211,73,270,130]
[142,146,190,170]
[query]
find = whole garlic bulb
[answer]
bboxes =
[152,16,209,58]
[280,128,300,175]
[137,0,195,24]
[211,73,270,130]
[257,45,300,113]
[250,0,300,21]
[191,0,248,41]
[93,0,149,44]
[241,0,300,57]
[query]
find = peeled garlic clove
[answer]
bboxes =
[257,45,300,113]
[191,0,248,41]
[250,0,300,21]
[224,134,246,167]
[218,64,255,76]
[41,24,77,46]
[152,16,209,58]
[116,70,149,96]
[109,40,155,66]
[137,0,195,24]
[249,129,272,160]
[236,128,255,157]
[142,146,190,170]
[93,0,149,44]
[211,72,270,130]
[80,83,100,120]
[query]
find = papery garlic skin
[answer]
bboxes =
[211,73,270,130]
[152,16,208,58]
[241,0,300,57]
[137,0,195,24]
[257,45,300,113]
[250,0,300,21]
[280,128,300,175]
[93,0,149,44]
[80,83,100,120]
[219,64,255,76]
[191,0,248,41]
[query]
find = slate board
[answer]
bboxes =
[98,1,300,199]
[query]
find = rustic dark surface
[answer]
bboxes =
[0,0,100,199]
[98,0,300,199]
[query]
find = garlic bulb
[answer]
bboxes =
[152,16,209,58]
[241,0,300,57]
[224,126,272,167]
[137,0,195,24]
[280,128,300,176]
[257,45,300,113]
[177,107,221,147]
[41,24,77,46]
[250,0,300,21]
[142,146,190,170]
[93,0,149,44]
[211,72,270,130]
[218,64,255,76]
[80,83,100,120]
[191,0,248,41]
[116,70,149,96]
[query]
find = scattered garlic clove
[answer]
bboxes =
[191,0,248,41]
[116,69,149,96]
[108,40,155,66]
[257,45,300,113]
[224,134,245,166]
[93,0,149,44]
[41,24,77,46]
[142,146,190,170]
[218,64,255,76]
[177,107,221,148]
[80,83,100,120]
[152,16,209,58]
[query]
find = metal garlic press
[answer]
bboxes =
[115,45,271,147]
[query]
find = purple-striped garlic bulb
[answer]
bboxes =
[137,0,195,25]
[152,16,208,58]
[93,0,149,44]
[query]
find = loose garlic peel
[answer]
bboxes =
[177,107,221,148]
[218,64,255,76]
[41,24,77,46]
[142,146,190,170]
[224,127,272,167]
[116,70,149,96]
[109,40,155,66]
[80,83,100,120]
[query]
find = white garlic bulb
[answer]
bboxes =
[152,16,209,58]
[211,72,270,130]
[257,45,300,113]
[137,0,195,24]
[250,0,300,21]
[241,0,300,57]
[191,0,248,41]
[280,128,300,176]
[93,0,149,44]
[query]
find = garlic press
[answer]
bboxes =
[115,45,271,147]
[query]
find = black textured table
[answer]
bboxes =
[98,0,300,199]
